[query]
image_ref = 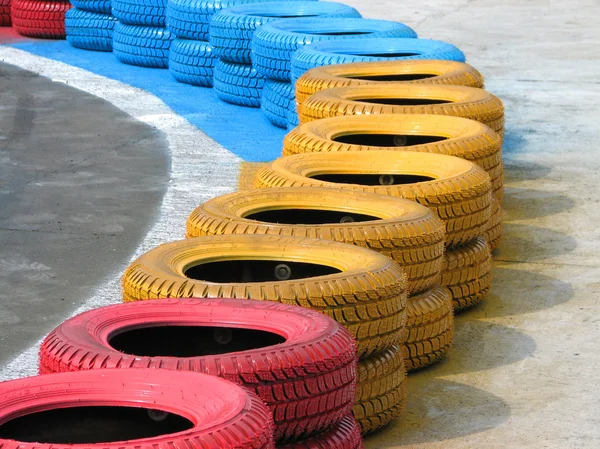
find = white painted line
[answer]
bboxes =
[0,47,242,381]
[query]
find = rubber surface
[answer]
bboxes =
[65,8,116,52]
[299,84,505,134]
[169,38,215,87]
[291,38,466,81]
[283,114,503,198]
[262,79,294,128]
[0,0,11,25]
[113,23,174,68]
[252,18,417,81]
[186,187,444,295]
[255,151,493,247]
[279,415,363,448]
[354,345,406,435]
[442,236,492,312]
[403,285,454,371]
[11,0,71,39]
[214,60,265,107]
[112,0,166,26]
[485,196,503,251]
[40,298,357,442]
[210,1,360,64]
[295,60,484,106]
[121,234,408,359]
[70,0,110,14]
[0,369,275,449]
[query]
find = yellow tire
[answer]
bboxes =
[299,84,504,135]
[296,59,484,106]
[402,285,453,371]
[485,196,503,250]
[283,114,503,200]
[187,187,444,295]
[255,151,492,248]
[441,236,492,312]
[354,345,406,435]
[122,234,408,358]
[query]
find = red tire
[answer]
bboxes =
[0,368,275,448]
[11,0,71,39]
[40,298,358,442]
[279,416,363,449]
[0,0,10,26]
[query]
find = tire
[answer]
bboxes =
[169,38,215,87]
[279,416,363,449]
[255,151,493,248]
[214,60,265,107]
[252,18,417,81]
[0,369,275,449]
[210,1,360,64]
[65,8,116,52]
[262,79,294,128]
[354,345,406,435]
[295,60,484,106]
[113,23,173,68]
[112,0,166,26]
[186,187,444,295]
[299,84,505,134]
[11,0,71,39]
[121,234,408,359]
[291,38,465,82]
[485,196,503,251]
[70,0,110,14]
[40,298,357,442]
[283,114,503,198]
[403,285,453,371]
[441,236,492,312]
[0,0,11,26]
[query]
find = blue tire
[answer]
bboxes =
[70,0,111,14]
[66,8,116,52]
[251,18,417,81]
[169,38,215,86]
[261,79,294,128]
[113,23,174,68]
[112,0,167,26]
[291,38,466,81]
[214,60,266,107]
[210,1,358,64]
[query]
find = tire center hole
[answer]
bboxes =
[333,133,448,147]
[349,73,436,81]
[355,97,452,106]
[184,259,341,283]
[0,406,193,443]
[307,31,372,36]
[311,173,435,186]
[245,208,379,225]
[356,52,420,57]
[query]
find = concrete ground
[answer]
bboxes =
[0,0,599,447]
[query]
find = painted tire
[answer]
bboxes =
[295,60,484,106]
[112,0,166,26]
[113,23,174,68]
[252,18,417,81]
[39,298,357,442]
[214,60,266,107]
[441,236,492,312]
[354,345,406,435]
[186,187,444,295]
[65,8,116,52]
[0,369,275,449]
[262,79,294,128]
[210,1,360,63]
[0,0,11,25]
[485,196,503,250]
[11,0,71,39]
[299,84,505,134]
[70,0,110,14]
[403,285,454,371]
[283,114,503,200]
[121,234,408,359]
[255,151,493,248]
[291,38,465,81]
[169,38,215,87]
[279,415,363,448]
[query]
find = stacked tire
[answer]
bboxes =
[113,0,172,67]
[11,0,71,38]
[251,17,417,128]
[1,0,10,26]
[65,0,116,52]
